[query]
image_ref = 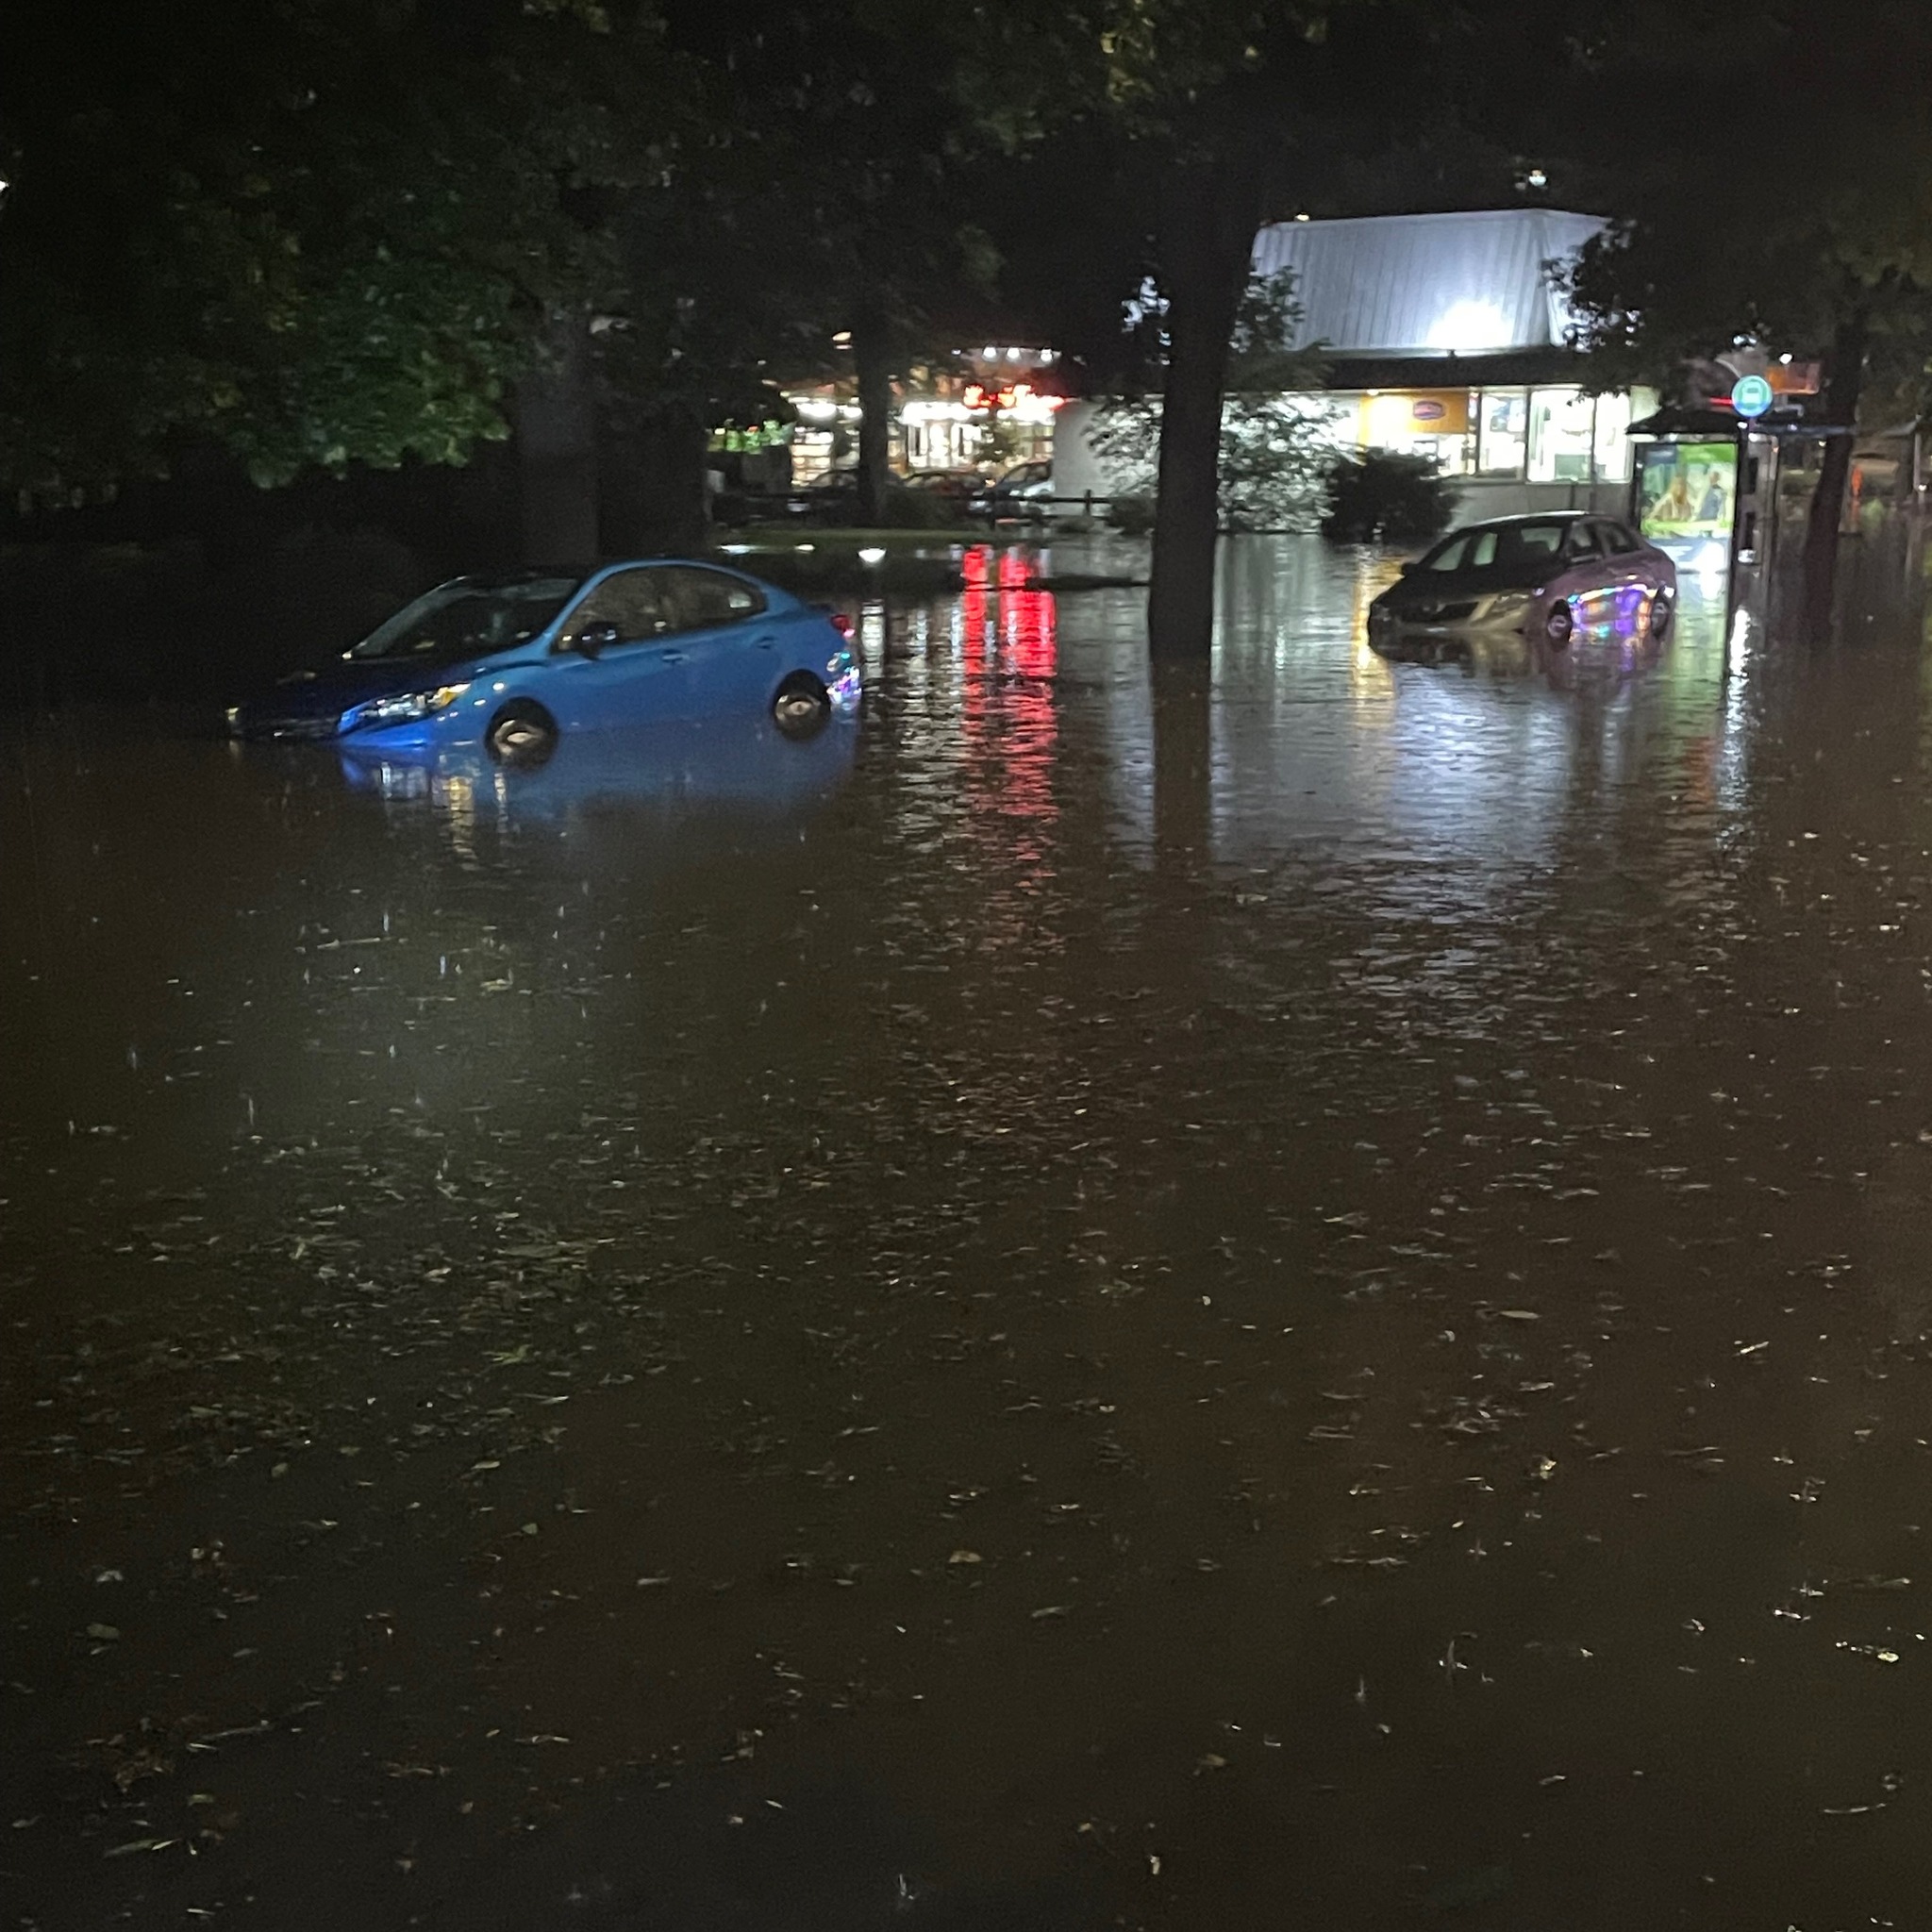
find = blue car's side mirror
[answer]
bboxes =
[577,623,620,658]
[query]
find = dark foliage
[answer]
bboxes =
[877,487,966,531]
[1320,449,1456,545]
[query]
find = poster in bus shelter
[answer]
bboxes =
[1637,441,1738,557]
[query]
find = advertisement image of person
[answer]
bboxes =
[1653,467,1694,523]
[1694,465,1728,525]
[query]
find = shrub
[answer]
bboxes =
[1321,450,1457,545]
[1108,493,1157,535]
[877,485,962,530]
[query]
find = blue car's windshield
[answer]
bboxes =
[348,576,583,663]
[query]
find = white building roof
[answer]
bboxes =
[1251,208,1609,358]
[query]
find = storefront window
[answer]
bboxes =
[1527,389,1597,483]
[1359,391,1474,475]
[1590,392,1632,481]
[1476,391,1527,476]
[791,430,836,483]
[1595,389,1655,483]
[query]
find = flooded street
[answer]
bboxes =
[7,532,1932,1929]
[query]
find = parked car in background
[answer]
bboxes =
[229,561,860,760]
[891,467,988,514]
[988,459,1054,520]
[1366,511,1675,651]
[791,468,861,525]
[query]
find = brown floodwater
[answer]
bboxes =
[4,531,1932,1929]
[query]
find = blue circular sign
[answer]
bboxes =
[1731,374,1774,418]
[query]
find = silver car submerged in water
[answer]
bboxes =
[1367,511,1676,651]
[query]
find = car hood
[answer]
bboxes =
[234,653,493,726]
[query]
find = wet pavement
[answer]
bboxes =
[5,530,1932,1929]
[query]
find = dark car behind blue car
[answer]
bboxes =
[229,559,859,758]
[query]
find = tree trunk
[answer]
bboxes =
[1146,164,1264,662]
[852,296,894,527]
[601,403,708,555]
[1152,660,1213,867]
[1801,302,1870,638]
[514,308,600,564]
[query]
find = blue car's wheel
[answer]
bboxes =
[772,673,831,740]
[486,701,558,766]
[1649,591,1673,641]
[1544,599,1574,647]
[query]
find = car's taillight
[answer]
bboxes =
[828,611,855,640]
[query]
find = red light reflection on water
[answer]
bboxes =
[958,545,1059,864]
[994,544,1056,675]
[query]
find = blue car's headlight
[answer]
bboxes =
[344,682,470,731]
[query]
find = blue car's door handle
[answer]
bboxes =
[755,635,776,650]
[660,649,686,665]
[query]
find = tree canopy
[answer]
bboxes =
[1549,0,1932,612]
[644,0,1004,519]
[8,0,1925,637]
[0,0,673,505]
[1560,0,1932,406]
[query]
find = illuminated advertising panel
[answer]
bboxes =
[1637,441,1738,565]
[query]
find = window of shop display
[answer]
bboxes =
[1475,391,1528,476]
[791,430,836,483]
[1589,392,1625,481]
[1359,391,1474,475]
[1591,390,1648,482]
[1527,389,1597,483]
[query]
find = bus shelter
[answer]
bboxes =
[1627,407,1852,612]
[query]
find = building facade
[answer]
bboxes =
[1058,208,1657,521]
[779,347,1067,486]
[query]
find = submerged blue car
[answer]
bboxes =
[229,559,859,758]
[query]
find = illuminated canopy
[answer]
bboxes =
[1251,209,1608,359]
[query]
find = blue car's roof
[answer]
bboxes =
[439,558,802,610]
